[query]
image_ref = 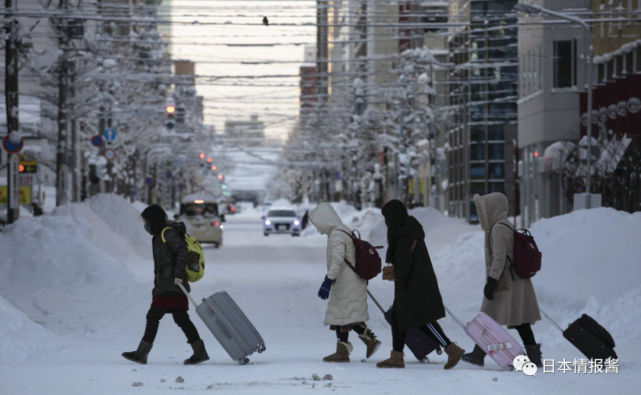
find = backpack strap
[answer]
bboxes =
[161,227,173,243]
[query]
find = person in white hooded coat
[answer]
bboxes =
[309,203,381,362]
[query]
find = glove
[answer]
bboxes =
[317,276,335,300]
[174,278,183,285]
[484,277,497,301]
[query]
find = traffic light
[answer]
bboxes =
[217,174,224,181]
[207,157,213,163]
[18,164,24,172]
[211,165,217,171]
[165,98,176,130]
[199,153,205,159]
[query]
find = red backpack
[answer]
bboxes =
[338,229,383,281]
[496,223,542,280]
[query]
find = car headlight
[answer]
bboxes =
[294,220,300,226]
[265,220,271,226]
[220,225,224,230]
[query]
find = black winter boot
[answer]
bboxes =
[525,344,543,368]
[184,339,210,365]
[122,340,152,365]
[462,344,486,367]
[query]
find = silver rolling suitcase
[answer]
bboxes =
[179,284,266,364]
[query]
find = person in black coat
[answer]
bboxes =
[301,210,309,230]
[122,204,209,365]
[376,200,465,369]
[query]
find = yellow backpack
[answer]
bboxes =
[161,227,205,282]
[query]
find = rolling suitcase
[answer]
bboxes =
[179,283,266,365]
[541,310,617,362]
[367,291,442,363]
[445,307,524,370]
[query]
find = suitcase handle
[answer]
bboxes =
[443,305,467,331]
[540,309,564,333]
[177,282,199,308]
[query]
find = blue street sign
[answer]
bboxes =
[103,128,117,141]
[2,135,23,154]
[91,135,104,147]
[145,177,154,186]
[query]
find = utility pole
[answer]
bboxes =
[4,0,20,223]
[56,0,70,207]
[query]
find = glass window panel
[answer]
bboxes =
[489,182,504,193]
[489,163,505,179]
[489,144,505,160]
[471,164,486,180]
[553,40,575,88]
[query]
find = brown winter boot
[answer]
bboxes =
[323,342,352,363]
[358,329,382,359]
[376,351,405,369]
[443,343,465,370]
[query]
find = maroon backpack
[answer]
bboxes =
[496,223,542,280]
[338,229,383,281]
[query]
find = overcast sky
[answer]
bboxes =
[169,0,316,140]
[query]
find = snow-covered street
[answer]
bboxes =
[1,197,640,394]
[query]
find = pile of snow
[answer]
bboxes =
[54,194,151,259]
[0,294,63,362]
[433,207,641,350]
[0,214,137,287]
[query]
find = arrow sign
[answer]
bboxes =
[91,135,104,147]
[104,148,116,161]
[3,134,24,154]
[103,128,117,142]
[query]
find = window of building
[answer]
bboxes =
[471,144,485,161]
[489,143,505,160]
[607,59,615,81]
[470,164,486,180]
[615,54,624,77]
[553,40,577,88]
[625,51,633,75]
[489,163,505,179]
[488,125,504,141]
[489,182,504,193]
[636,48,641,73]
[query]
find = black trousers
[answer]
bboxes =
[514,323,537,346]
[142,307,201,345]
[335,323,367,342]
[391,307,452,352]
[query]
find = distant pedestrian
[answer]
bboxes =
[377,199,464,369]
[301,210,309,230]
[309,203,381,362]
[263,17,269,26]
[122,204,210,365]
[462,193,543,367]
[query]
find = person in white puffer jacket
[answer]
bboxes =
[309,203,381,363]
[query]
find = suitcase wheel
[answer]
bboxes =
[436,347,443,356]
[238,358,250,365]
[508,364,515,371]
[258,345,266,354]
[420,357,430,364]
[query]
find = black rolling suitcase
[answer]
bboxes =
[542,310,617,361]
[367,291,442,363]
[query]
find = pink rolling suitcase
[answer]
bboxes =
[445,307,524,371]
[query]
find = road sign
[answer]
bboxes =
[3,134,23,154]
[104,148,116,161]
[103,128,117,142]
[145,177,154,186]
[9,154,20,208]
[0,185,31,205]
[91,135,104,147]
[19,154,38,174]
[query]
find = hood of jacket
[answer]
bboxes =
[309,203,343,235]
[473,193,508,231]
[395,216,425,240]
[161,220,186,235]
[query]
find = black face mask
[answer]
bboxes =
[144,223,151,234]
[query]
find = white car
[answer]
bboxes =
[262,208,301,237]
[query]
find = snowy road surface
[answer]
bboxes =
[2,209,640,394]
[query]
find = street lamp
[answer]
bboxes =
[514,4,599,208]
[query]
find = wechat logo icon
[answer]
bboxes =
[514,355,537,376]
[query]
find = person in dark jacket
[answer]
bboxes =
[376,200,465,369]
[122,204,209,365]
[301,210,309,230]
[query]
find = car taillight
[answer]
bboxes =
[231,207,235,212]
[214,221,220,227]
